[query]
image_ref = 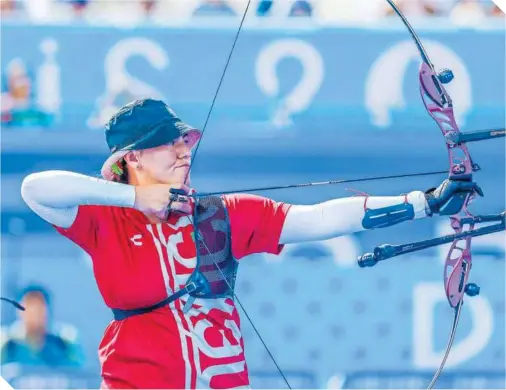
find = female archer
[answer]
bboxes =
[21,98,482,389]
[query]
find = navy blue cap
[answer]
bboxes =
[101,98,201,180]
[105,98,200,153]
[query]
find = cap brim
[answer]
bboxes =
[182,128,201,149]
[101,129,201,181]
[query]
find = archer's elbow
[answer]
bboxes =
[20,171,55,209]
[21,172,39,205]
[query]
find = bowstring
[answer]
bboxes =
[178,1,292,388]
[183,4,251,175]
[191,228,292,389]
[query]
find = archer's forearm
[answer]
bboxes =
[279,191,428,244]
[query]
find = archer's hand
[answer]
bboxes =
[134,184,192,220]
[424,178,483,216]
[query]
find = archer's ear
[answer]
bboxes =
[123,151,140,168]
[124,151,138,162]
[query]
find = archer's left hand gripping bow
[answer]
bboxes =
[425,178,484,216]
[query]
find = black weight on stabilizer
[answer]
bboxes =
[464,283,480,297]
[357,244,398,268]
[437,69,454,84]
[357,253,377,268]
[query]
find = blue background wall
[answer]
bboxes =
[1,22,505,388]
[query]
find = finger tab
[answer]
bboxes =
[170,188,187,195]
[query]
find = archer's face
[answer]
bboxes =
[134,135,192,186]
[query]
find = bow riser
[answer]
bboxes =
[419,63,475,178]
[418,61,479,310]
[420,65,451,107]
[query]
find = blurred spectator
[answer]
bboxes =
[383,0,447,16]
[1,58,53,127]
[0,285,84,367]
[193,0,237,16]
[69,0,156,26]
[255,0,317,19]
[490,4,505,16]
[0,0,500,25]
[450,0,487,26]
[1,58,33,124]
[2,59,32,111]
[20,0,81,23]
[315,0,389,23]
[256,0,273,16]
[140,0,156,15]
[289,0,312,17]
[9,0,181,25]
[0,0,15,13]
[20,0,53,21]
[65,0,90,18]
[0,0,25,18]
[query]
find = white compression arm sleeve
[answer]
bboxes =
[21,171,136,228]
[279,191,428,244]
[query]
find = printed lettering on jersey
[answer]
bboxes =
[129,234,143,246]
[186,297,247,388]
[147,197,247,387]
[145,217,197,296]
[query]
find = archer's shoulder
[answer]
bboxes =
[221,194,291,214]
[56,205,137,233]
[222,193,270,207]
